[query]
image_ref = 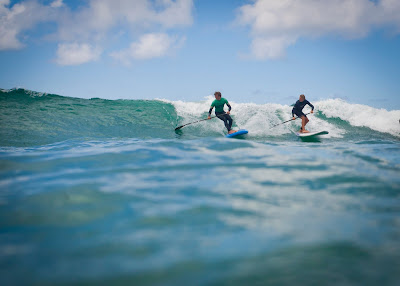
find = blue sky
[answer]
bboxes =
[1,0,400,109]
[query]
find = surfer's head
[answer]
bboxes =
[214,91,221,100]
[299,94,305,102]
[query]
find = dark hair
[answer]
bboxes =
[214,91,221,97]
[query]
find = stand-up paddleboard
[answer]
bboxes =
[295,130,329,137]
[226,129,248,138]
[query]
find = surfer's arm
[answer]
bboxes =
[208,107,213,119]
[226,103,232,114]
[307,101,314,111]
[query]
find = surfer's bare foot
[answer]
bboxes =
[228,130,237,134]
[302,130,310,133]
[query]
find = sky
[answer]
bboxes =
[1,0,400,110]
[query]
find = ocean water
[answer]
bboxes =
[1,88,400,286]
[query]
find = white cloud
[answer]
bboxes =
[0,0,57,50]
[111,33,185,65]
[54,0,193,43]
[156,0,194,28]
[251,36,297,60]
[0,0,193,64]
[50,0,64,8]
[237,0,400,60]
[55,43,102,65]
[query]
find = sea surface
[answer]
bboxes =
[1,88,400,286]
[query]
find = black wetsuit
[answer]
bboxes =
[292,100,314,118]
[215,111,233,131]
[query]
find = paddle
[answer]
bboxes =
[174,114,222,131]
[271,112,311,128]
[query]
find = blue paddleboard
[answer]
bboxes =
[225,129,248,138]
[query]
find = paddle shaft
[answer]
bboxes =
[174,113,227,131]
[271,112,311,128]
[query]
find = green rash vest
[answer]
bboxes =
[210,98,230,114]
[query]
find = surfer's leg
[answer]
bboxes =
[300,116,306,132]
[216,112,228,128]
[216,113,235,133]
[301,116,310,133]
[226,114,233,130]
[300,116,305,132]
[219,114,231,132]
[225,114,237,134]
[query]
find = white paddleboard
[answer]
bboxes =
[295,130,329,137]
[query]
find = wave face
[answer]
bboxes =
[0,88,178,146]
[1,89,399,146]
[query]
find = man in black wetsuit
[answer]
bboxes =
[292,94,314,133]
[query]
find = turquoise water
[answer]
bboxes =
[1,88,400,285]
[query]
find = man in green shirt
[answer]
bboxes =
[207,91,237,134]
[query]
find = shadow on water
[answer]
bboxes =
[299,136,323,143]
[227,134,248,140]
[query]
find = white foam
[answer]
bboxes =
[162,97,400,138]
[317,99,400,137]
